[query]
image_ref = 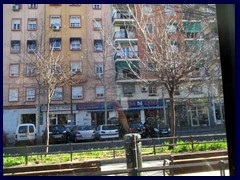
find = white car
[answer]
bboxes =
[15,123,37,145]
[95,124,119,140]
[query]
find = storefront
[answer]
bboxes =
[117,99,166,124]
[76,102,116,127]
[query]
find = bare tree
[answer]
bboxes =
[111,4,220,141]
[17,22,84,152]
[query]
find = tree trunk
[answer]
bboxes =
[45,94,51,154]
[169,93,176,150]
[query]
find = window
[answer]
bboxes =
[167,22,177,33]
[51,87,63,100]
[96,86,104,98]
[70,38,81,50]
[170,41,178,52]
[192,85,203,95]
[142,5,152,14]
[145,24,153,33]
[123,84,135,96]
[71,61,82,73]
[147,42,154,53]
[26,87,35,101]
[26,64,36,76]
[72,86,83,99]
[149,84,157,96]
[27,40,37,52]
[70,4,81,6]
[28,19,37,30]
[95,63,103,76]
[10,64,19,77]
[12,4,22,11]
[9,88,18,102]
[165,4,175,15]
[11,40,20,53]
[93,19,102,30]
[50,15,61,28]
[93,4,101,9]
[28,4,37,9]
[50,38,61,50]
[70,15,81,27]
[12,19,21,30]
[94,40,103,52]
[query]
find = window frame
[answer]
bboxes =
[26,87,36,101]
[69,15,81,28]
[70,37,82,50]
[9,63,20,77]
[72,86,83,99]
[27,18,37,31]
[27,40,37,53]
[10,40,21,53]
[70,61,82,73]
[96,86,104,98]
[9,88,19,102]
[93,19,102,31]
[95,63,104,76]
[51,87,63,101]
[26,64,36,77]
[94,39,103,52]
[11,18,21,31]
[28,4,38,9]
[49,38,61,50]
[92,4,102,9]
[50,15,61,28]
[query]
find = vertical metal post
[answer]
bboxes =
[124,133,142,176]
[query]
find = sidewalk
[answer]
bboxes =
[101,158,229,176]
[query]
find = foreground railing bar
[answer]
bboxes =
[75,160,228,176]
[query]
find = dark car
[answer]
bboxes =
[142,121,170,138]
[42,125,69,144]
[128,121,145,135]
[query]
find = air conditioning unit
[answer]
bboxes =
[12,4,20,11]
[52,25,60,31]
[141,87,148,93]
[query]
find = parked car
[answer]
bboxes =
[128,121,145,135]
[3,130,7,147]
[142,121,171,138]
[69,125,95,142]
[95,124,119,140]
[42,125,69,144]
[15,123,37,146]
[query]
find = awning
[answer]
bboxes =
[116,61,139,70]
[183,22,202,32]
[87,109,113,112]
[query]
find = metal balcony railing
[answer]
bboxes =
[113,31,137,40]
[114,51,138,60]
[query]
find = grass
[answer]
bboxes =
[3,140,227,167]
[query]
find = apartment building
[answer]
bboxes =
[3,4,224,142]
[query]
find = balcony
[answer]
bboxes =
[112,11,135,25]
[114,50,138,60]
[113,31,138,43]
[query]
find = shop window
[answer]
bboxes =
[21,114,36,125]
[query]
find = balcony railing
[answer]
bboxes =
[113,31,137,40]
[114,51,138,60]
[112,11,134,23]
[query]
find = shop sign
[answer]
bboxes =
[125,100,164,107]
[41,105,73,111]
[76,102,114,110]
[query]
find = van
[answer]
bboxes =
[15,123,37,145]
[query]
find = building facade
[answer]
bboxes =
[3,4,224,142]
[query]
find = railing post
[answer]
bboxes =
[190,136,194,152]
[124,133,142,176]
[219,160,225,176]
[153,138,156,155]
[25,146,28,165]
[70,143,73,162]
